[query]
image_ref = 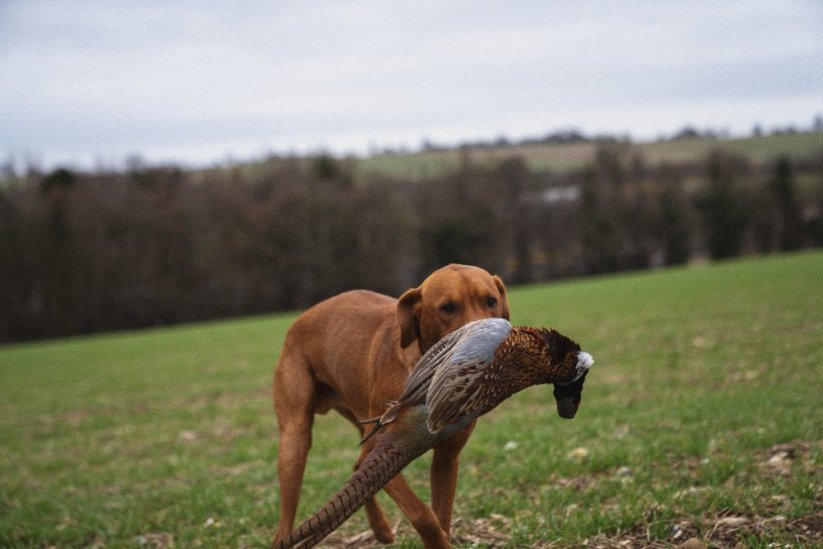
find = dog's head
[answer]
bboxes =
[397,264,510,353]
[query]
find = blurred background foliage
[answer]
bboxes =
[2,132,822,342]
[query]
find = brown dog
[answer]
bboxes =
[273,264,510,548]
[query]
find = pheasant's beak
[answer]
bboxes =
[552,367,589,419]
[555,394,580,419]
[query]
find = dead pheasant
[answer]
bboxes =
[274,318,593,548]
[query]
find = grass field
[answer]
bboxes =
[1,252,821,547]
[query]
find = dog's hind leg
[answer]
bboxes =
[272,354,316,545]
[355,432,448,547]
[381,473,450,548]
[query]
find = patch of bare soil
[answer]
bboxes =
[579,512,823,548]
[316,442,821,547]
[315,509,822,548]
[316,515,514,547]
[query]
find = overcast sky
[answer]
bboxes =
[2,1,822,169]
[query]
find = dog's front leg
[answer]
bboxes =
[430,420,476,535]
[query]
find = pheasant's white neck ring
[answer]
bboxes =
[570,351,594,382]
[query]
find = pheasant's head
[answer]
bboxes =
[538,329,594,419]
[553,366,591,419]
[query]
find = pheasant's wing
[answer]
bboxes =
[360,322,486,444]
[397,320,481,406]
[425,318,513,434]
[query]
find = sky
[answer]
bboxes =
[2,0,822,170]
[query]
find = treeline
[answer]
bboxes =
[1,143,822,342]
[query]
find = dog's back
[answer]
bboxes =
[275,290,411,420]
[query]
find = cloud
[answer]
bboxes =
[2,0,821,168]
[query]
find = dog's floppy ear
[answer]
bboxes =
[493,275,511,320]
[397,287,422,348]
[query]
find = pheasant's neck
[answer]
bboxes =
[494,332,556,388]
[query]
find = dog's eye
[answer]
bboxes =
[440,303,457,314]
[486,297,498,308]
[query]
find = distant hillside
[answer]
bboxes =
[187,130,823,185]
[354,131,823,180]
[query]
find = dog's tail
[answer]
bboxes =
[273,436,411,549]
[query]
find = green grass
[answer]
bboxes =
[1,252,822,547]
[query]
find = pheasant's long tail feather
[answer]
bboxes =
[275,438,410,549]
[357,401,404,446]
[357,419,383,446]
